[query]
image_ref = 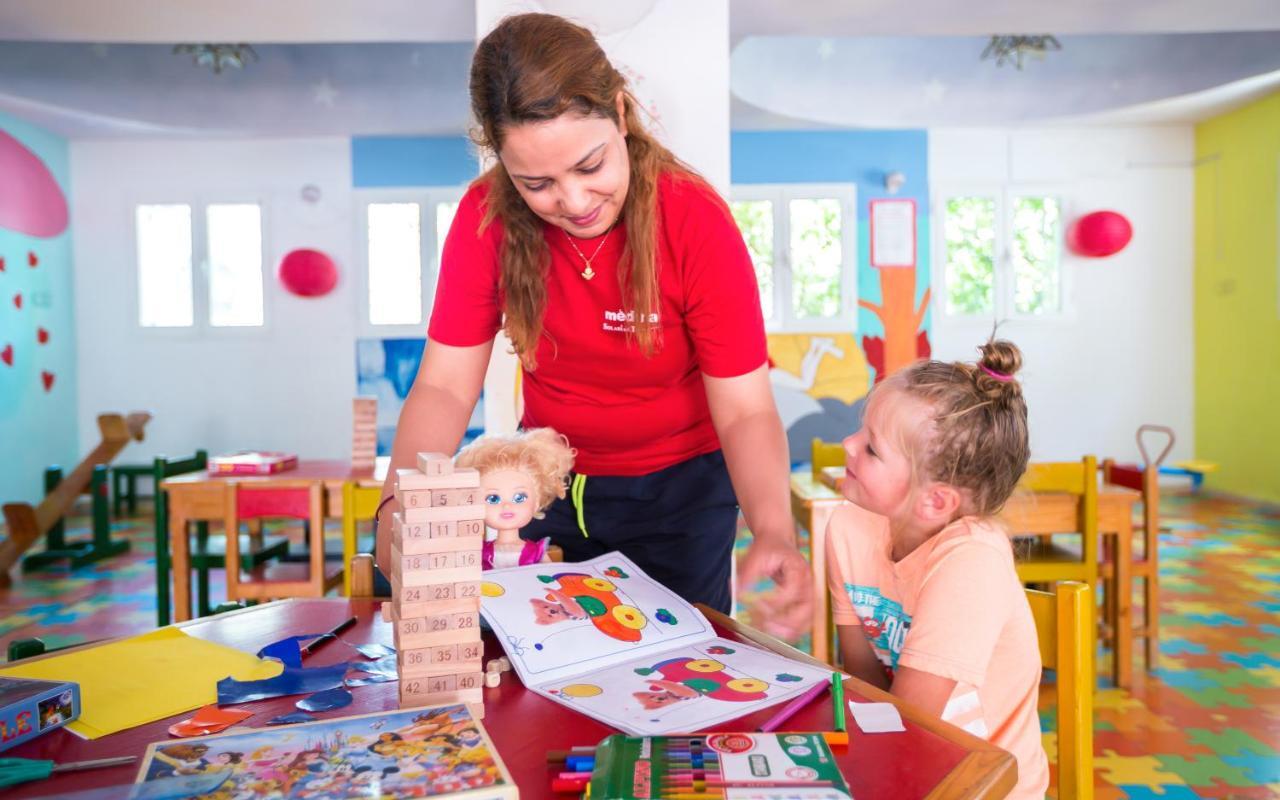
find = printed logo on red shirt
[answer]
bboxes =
[602,308,660,333]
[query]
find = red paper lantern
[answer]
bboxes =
[278,248,338,297]
[1066,211,1132,258]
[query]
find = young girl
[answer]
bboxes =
[454,428,575,569]
[825,340,1047,799]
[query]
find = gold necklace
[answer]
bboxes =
[562,224,615,281]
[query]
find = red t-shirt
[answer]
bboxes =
[428,171,767,476]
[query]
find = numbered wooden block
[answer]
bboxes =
[390,560,481,589]
[415,452,453,476]
[401,503,484,525]
[389,611,479,639]
[428,488,480,507]
[397,533,484,557]
[392,623,482,651]
[457,519,483,538]
[397,683,483,709]
[394,467,477,493]
[384,590,480,621]
[398,643,483,678]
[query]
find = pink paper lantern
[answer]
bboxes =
[278,248,338,297]
[1066,211,1132,258]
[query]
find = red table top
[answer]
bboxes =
[6,599,1012,799]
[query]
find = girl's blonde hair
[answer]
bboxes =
[469,12,698,370]
[454,428,576,514]
[875,339,1030,516]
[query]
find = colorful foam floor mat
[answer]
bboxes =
[2,492,1278,797]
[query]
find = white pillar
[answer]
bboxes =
[474,0,731,435]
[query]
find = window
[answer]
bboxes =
[134,201,264,329]
[937,188,1065,319]
[136,204,194,328]
[730,184,857,332]
[359,190,463,329]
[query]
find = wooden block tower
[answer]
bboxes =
[386,452,486,715]
[351,397,378,471]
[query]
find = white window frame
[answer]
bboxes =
[355,186,466,337]
[130,195,271,337]
[730,183,858,334]
[932,183,1075,323]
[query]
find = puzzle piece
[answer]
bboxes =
[1115,785,1205,800]
[1223,653,1280,670]
[1156,755,1255,787]
[1183,613,1248,627]
[1221,754,1280,785]
[1094,751,1187,786]
[1185,729,1276,758]
[1160,639,1209,656]
[1176,686,1252,708]
[1150,669,1217,690]
[1192,667,1275,689]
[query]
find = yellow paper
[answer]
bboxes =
[0,627,282,739]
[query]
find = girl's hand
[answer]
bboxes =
[737,535,813,641]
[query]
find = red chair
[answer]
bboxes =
[223,482,342,602]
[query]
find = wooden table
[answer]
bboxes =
[795,467,1141,688]
[6,599,1016,800]
[159,459,386,622]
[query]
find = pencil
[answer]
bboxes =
[301,616,357,657]
[758,680,830,732]
[832,671,846,733]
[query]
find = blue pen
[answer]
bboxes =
[566,756,595,772]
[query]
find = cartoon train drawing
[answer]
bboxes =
[531,572,648,642]
[632,657,771,710]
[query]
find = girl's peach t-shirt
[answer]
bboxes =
[825,503,1048,800]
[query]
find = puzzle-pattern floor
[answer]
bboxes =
[1,492,1277,798]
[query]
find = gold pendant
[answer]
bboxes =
[581,266,595,281]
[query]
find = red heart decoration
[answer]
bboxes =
[27,251,38,267]
[37,327,49,344]
[12,293,21,310]
[1,344,12,366]
[41,371,54,391]
[0,256,6,271]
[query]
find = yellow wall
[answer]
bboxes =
[1194,91,1280,502]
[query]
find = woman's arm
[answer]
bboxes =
[703,363,812,639]
[375,339,493,575]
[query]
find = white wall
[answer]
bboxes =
[929,127,1195,464]
[70,138,360,462]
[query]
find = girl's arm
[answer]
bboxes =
[703,364,812,639]
[888,667,958,719]
[375,339,493,575]
[836,624,890,691]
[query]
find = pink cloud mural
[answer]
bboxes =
[0,130,68,237]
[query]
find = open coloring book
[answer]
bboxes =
[479,553,832,735]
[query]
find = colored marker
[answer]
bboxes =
[551,777,590,793]
[546,746,597,763]
[758,680,830,732]
[832,672,846,733]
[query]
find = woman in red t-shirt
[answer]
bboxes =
[375,12,809,635]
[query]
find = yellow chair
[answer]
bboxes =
[1010,456,1100,590]
[341,482,383,596]
[1026,582,1094,800]
[811,437,845,480]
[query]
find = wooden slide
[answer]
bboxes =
[0,411,151,586]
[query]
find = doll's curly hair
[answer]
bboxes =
[454,428,576,515]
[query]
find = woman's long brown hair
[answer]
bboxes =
[470,12,692,370]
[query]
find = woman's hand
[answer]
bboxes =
[736,533,813,642]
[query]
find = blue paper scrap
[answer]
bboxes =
[267,711,317,726]
[256,633,327,668]
[345,673,397,687]
[217,662,348,705]
[297,687,353,712]
[348,655,397,678]
[353,642,396,660]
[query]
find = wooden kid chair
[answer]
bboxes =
[223,482,342,602]
[811,437,845,480]
[1011,456,1100,592]
[341,482,383,596]
[1026,582,1095,800]
[154,452,290,625]
[1100,425,1167,671]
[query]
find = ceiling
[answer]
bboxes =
[1,1,1278,138]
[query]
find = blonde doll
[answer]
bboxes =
[455,428,575,569]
